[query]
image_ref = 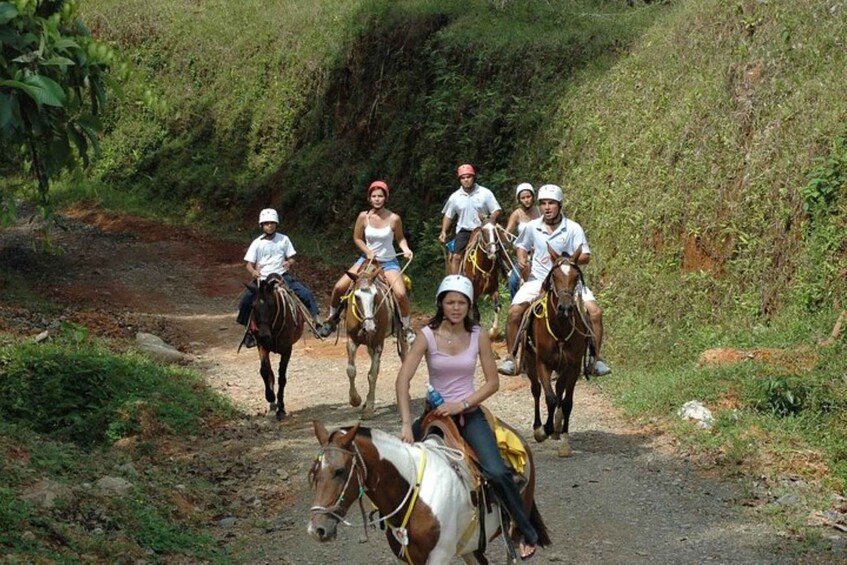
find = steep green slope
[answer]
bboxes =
[554,0,846,354]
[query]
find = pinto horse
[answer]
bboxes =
[521,245,591,457]
[249,274,305,420]
[462,218,509,339]
[342,267,408,419]
[308,420,549,564]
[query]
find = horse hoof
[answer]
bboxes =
[349,392,362,407]
[533,429,548,443]
[558,442,573,457]
[276,409,287,421]
[551,433,561,441]
[361,408,374,420]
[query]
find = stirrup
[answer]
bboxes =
[497,359,517,376]
[316,321,336,338]
[402,326,416,344]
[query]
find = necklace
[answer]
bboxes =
[439,330,460,345]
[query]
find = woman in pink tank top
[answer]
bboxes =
[395,275,539,559]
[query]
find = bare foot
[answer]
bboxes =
[519,542,536,560]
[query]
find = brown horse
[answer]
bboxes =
[521,245,591,457]
[308,420,549,564]
[342,267,408,419]
[249,274,305,420]
[462,218,509,339]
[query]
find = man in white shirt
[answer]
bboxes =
[497,184,611,377]
[237,208,321,345]
[438,164,502,274]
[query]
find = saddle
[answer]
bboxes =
[514,293,596,378]
[419,408,529,489]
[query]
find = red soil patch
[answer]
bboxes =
[698,346,818,374]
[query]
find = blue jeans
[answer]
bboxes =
[413,408,539,546]
[508,265,521,301]
[237,273,320,325]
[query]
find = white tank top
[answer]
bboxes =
[365,214,397,261]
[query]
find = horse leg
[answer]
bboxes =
[528,364,547,443]
[275,345,292,420]
[556,375,577,457]
[361,344,382,420]
[346,339,361,408]
[540,365,558,441]
[489,292,501,341]
[259,349,276,414]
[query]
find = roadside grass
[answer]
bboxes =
[600,306,847,531]
[0,326,235,560]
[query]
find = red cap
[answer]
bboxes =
[457,164,476,178]
[367,180,389,199]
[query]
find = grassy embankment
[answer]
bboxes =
[5,0,845,556]
[552,0,847,527]
[0,324,235,561]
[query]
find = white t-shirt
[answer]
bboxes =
[515,216,590,282]
[243,232,296,279]
[441,184,501,233]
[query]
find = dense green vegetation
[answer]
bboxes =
[2,0,845,556]
[0,325,233,560]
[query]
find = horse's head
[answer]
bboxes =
[544,244,584,321]
[346,269,383,336]
[308,421,363,542]
[480,219,499,261]
[252,275,283,348]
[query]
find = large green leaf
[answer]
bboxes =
[22,74,67,107]
[52,38,79,51]
[0,4,18,26]
[0,79,42,108]
[41,56,76,67]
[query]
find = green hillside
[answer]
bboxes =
[70,0,846,493]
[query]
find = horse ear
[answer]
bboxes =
[571,244,583,264]
[547,243,559,262]
[340,423,360,448]
[314,420,330,446]
[344,271,359,282]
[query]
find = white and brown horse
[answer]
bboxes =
[342,266,409,419]
[308,420,549,564]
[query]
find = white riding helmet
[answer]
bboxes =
[436,275,474,304]
[515,182,535,200]
[537,184,564,203]
[258,208,279,224]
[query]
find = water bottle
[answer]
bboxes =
[426,383,444,407]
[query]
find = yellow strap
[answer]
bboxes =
[400,444,427,564]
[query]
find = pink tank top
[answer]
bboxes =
[421,325,479,404]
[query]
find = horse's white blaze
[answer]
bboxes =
[558,263,571,276]
[368,429,504,561]
[355,287,377,333]
[482,223,498,259]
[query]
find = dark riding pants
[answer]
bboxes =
[413,408,539,546]
[236,273,320,326]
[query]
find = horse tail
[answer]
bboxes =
[530,501,552,547]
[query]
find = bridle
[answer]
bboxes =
[534,257,591,343]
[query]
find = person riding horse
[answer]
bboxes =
[395,275,541,560]
[317,180,415,343]
[504,182,541,300]
[237,208,322,347]
[496,184,612,377]
[438,164,502,275]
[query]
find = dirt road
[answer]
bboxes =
[2,210,813,563]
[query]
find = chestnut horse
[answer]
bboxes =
[520,245,591,457]
[308,420,549,564]
[462,218,509,339]
[342,267,408,419]
[249,274,305,420]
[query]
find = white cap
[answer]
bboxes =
[258,208,279,224]
[537,184,564,203]
[436,275,474,304]
[515,183,535,200]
